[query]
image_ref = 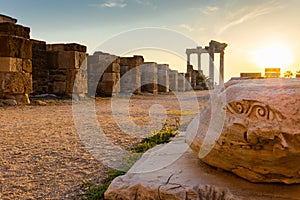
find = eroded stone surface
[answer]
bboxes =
[187,78,300,184]
[105,133,300,200]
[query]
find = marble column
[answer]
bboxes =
[198,53,202,73]
[209,49,215,84]
[187,53,191,65]
[219,51,224,84]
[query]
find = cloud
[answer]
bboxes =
[90,0,127,8]
[218,1,284,35]
[179,24,194,32]
[202,6,219,15]
[179,24,205,33]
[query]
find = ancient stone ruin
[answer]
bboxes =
[187,78,300,184]
[157,64,170,93]
[0,14,226,104]
[88,52,120,97]
[0,15,32,105]
[32,41,88,97]
[120,56,144,94]
[106,78,300,199]
[169,69,178,92]
[186,40,227,85]
[141,62,158,95]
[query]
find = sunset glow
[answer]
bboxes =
[252,44,294,69]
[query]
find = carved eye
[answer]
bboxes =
[236,102,244,113]
[256,107,266,117]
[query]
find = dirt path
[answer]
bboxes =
[0,91,208,199]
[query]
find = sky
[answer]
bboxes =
[1,0,300,81]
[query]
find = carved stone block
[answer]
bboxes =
[0,57,22,72]
[186,78,300,184]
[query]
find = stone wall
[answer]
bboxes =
[178,73,186,92]
[0,14,17,24]
[141,62,158,95]
[157,64,169,93]
[88,52,120,97]
[169,70,178,92]
[185,73,192,91]
[0,17,32,104]
[120,56,143,94]
[31,40,48,94]
[187,65,198,89]
[32,42,88,97]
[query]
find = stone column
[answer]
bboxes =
[141,62,158,95]
[87,52,120,97]
[157,64,169,93]
[169,70,178,92]
[187,53,191,65]
[209,47,215,84]
[198,53,202,73]
[178,73,186,92]
[120,56,143,95]
[185,73,192,91]
[219,51,224,84]
[0,18,32,104]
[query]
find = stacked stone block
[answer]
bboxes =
[31,39,48,94]
[120,56,143,94]
[178,73,186,92]
[88,52,120,97]
[185,73,192,91]
[157,64,169,93]
[0,15,32,104]
[31,42,88,97]
[45,43,87,97]
[141,62,158,95]
[187,65,198,89]
[169,69,178,92]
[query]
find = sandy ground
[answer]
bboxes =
[0,91,209,199]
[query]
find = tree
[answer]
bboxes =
[196,73,213,90]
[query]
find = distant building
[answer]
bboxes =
[240,72,262,79]
[265,68,281,78]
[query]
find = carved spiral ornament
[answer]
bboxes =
[227,100,284,121]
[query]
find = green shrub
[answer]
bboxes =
[77,122,178,200]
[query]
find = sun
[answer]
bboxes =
[252,44,294,69]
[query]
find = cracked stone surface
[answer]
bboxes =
[105,133,300,200]
[186,78,300,184]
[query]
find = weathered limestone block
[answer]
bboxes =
[68,68,88,96]
[106,132,300,200]
[186,78,300,184]
[0,14,17,24]
[88,52,120,97]
[169,69,178,92]
[185,73,192,91]
[120,56,143,94]
[0,72,32,94]
[46,43,87,53]
[0,57,22,72]
[141,62,158,95]
[0,23,30,39]
[22,59,32,73]
[46,51,86,69]
[0,36,32,59]
[178,73,186,92]
[157,64,169,93]
[31,39,48,94]
[31,39,46,51]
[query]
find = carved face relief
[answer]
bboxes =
[224,100,289,153]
